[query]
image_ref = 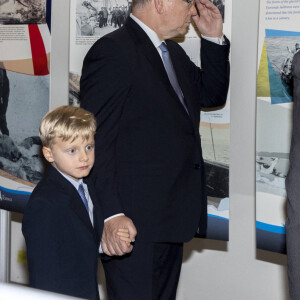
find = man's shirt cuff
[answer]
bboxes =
[101,213,125,253]
[104,213,125,222]
[202,35,225,45]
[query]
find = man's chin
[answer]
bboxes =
[177,27,189,37]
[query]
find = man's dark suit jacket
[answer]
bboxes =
[22,164,103,300]
[286,50,300,300]
[80,17,230,243]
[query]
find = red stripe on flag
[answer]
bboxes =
[28,24,49,76]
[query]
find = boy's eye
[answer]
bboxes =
[68,148,76,154]
[86,144,94,151]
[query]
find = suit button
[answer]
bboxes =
[194,163,200,170]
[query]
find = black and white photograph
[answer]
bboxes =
[210,0,225,23]
[256,99,291,197]
[75,0,224,38]
[255,100,290,253]
[0,69,49,184]
[200,121,229,240]
[0,0,47,25]
[265,36,300,98]
[76,0,131,37]
[69,72,80,107]
[256,155,288,197]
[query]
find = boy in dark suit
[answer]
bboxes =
[22,105,130,300]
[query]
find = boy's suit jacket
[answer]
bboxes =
[22,164,103,300]
[80,17,230,243]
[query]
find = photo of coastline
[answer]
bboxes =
[0,70,49,184]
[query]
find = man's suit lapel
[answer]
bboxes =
[125,19,169,85]
[46,165,94,233]
[124,18,194,122]
[166,40,198,127]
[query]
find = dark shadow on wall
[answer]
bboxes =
[183,238,228,263]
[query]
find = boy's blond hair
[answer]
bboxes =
[39,105,97,147]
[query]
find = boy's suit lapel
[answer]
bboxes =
[46,165,94,233]
[84,177,103,244]
[69,188,95,233]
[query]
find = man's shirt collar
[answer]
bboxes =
[130,13,163,49]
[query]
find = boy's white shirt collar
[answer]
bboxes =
[57,169,83,190]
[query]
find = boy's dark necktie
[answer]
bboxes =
[78,184,89,213]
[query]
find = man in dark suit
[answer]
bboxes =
[80,0,230,298]
[286,50,300,300]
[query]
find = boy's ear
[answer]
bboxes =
[42,146,54,163]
